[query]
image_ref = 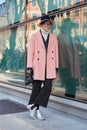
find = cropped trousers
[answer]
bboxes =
[28,79,52,107]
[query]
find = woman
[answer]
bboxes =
[26,15,59,120]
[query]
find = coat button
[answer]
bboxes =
[37,51,40,53]
[37,58,39,60]
[52,57,54,60]
[52,51,54,53]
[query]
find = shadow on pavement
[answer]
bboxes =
[0,99,28,115]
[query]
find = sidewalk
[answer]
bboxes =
[0,91,87,130]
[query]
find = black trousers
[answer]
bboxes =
[29,79,52,107]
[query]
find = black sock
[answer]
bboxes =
[31,103,39,110]
[36,105,39,110]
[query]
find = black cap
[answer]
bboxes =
[38,14,54,26]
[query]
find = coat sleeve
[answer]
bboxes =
[27,35,35,68]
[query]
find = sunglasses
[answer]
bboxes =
[43,23,51,27]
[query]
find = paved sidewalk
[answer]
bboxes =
[0,91,87,130]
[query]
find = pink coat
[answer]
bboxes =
[27,31,59,80]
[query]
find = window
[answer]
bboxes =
[0,0,5,5]
[32,13,36,19]
[75,9,79,16]
[67,0,72,5]
[32,0,36,6]
[31,23,35,30]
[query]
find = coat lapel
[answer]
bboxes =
[36,31,53,50]
[36,31,45,49]
[48,33,53,50]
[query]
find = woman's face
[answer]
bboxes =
[41,21,51,32]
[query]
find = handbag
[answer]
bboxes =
[25,68,33,85]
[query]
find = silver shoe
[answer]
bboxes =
[29,107,37,120]
[36,110,45,120]
[27,104,34,110]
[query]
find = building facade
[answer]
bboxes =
[0,0,87,104]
